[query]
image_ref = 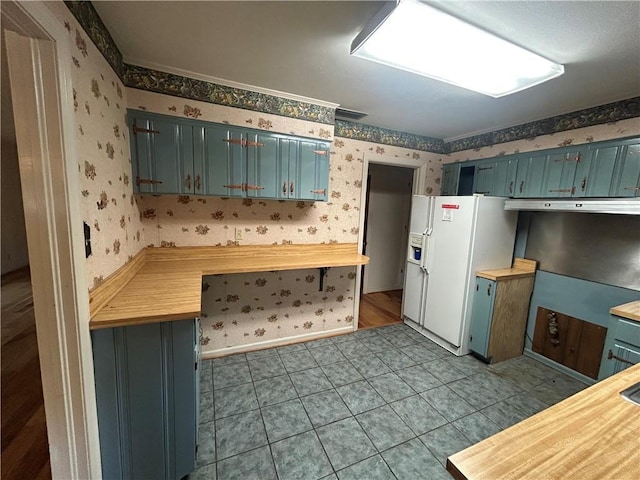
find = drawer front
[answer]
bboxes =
[614,318,640,348]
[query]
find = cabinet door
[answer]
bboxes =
[296,140,329,201]
[506,157,519,197]
[575,144,619,197]
[541,149,581,197]
[246,132,280,198]
[514,154,546,198]
[278,138,296,200]
[469,278,495,358]
[131,113,194,194]
[473,162,495,195]
[613,141,640,197]
[197,125,246,197]
[441,163,460,196]
[490,159,512,197]
[92,319,197,480]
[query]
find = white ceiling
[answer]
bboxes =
[94,1,640,141]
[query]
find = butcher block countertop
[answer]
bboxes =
[610,300,640,322]
[90,243,368,329]
[447,363,640,480]
[476,257,537,281]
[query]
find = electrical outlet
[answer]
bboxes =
[235,228,243,241]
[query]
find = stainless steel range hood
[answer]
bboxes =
[504,198,640,215]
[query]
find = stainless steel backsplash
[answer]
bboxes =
[524,212,640,291]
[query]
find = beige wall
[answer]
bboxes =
[47,3,146,291]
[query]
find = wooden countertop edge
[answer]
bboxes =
[90,309,203,330]
[446,363,640,480]
[89,243,368,329]
[476,257,537,281]
[610,300,640,322]
[476,269,535,281]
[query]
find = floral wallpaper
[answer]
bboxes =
[200,268,356,350]
[442,117,640,165]
[49,3,145,290]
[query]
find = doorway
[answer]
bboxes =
[0,33,50,478]
[2,2,101,477]
[358,162,416,329]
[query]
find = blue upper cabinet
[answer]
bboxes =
[575,143,620,197]
[130,111,196,195]
[612,140,640,197]
[129,109,330,201]
[514,153,547,198]
[441,163,460,196]
[540,149,582,197]
[444,136,638,199]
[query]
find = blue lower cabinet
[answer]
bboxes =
[599,316,640,379]
[469,278,495,359]
[92,319,198,480]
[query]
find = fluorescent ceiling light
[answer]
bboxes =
[351,0,564,97]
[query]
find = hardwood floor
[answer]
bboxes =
[1,267,51,480]
[358,289,404,329]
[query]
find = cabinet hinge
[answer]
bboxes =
[477,166,494,171]
[133,125,160,135]
[313,150,328,155]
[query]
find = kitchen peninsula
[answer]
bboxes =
[447,362,640,480]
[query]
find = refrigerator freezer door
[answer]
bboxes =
[409,195,432,234]
[402,261,426,326]
[423,196,477,346]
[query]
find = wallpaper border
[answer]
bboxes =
[66,1,640,153]
[446,97,640,153]
[123,65,335,125]
[64,0,123,78]
[334,120,446,154]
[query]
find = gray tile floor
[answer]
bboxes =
[190,324,587,480]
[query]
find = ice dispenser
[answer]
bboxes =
[409,233,424,261]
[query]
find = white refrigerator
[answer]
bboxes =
[402,195,517,356]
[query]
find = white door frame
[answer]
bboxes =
[2,2,100,478]
[353,154,427,328]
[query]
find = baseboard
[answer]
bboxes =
[201,326,355,359]
[523,349,596,386]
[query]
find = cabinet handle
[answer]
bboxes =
[477,166,494,171]
[290,181,294,194]
[185,174,192,190]
[282,181,287,194]
[607,349,635,365]
[311,189,326,195]
[476,191,490,194]
[132,125,160,135]
[509,181,514,194]
[581,177,587,191]
[136,177,163,185]
[487,283,491,296]
[623,186,640,191]
[195,175,201,191]
[548,188,573,193]
[223,183,245,190]
[519,180,524,193]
